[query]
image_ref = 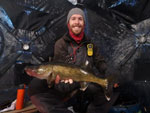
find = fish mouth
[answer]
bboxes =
[25,68,41,77]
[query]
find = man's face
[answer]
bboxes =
[68,14,84,35]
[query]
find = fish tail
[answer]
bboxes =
[95,78,108,89]
[103,75,118,99]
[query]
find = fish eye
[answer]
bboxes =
[38,68,44,72]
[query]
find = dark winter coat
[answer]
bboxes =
[53,32,107,93]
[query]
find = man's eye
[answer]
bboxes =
[71,17,76,20]
[79,17,83,21]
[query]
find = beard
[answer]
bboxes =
[70,25,84,35]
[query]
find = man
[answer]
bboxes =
[28,7,117,113]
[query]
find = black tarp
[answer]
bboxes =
[1,0,150,108]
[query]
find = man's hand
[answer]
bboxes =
[55,75,61,84]
[55,75,73,84]
[61,79,73,84]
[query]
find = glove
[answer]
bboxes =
[54,75,80,93]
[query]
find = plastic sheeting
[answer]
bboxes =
[0,0,72,106]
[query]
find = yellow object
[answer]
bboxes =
[87,44,93,56]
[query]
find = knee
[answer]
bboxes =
[30,95,51,113]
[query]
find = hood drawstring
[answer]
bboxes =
[69,42,83,63]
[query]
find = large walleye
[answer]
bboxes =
[25,62,109,90]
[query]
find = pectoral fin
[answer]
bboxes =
[47,73,55,88]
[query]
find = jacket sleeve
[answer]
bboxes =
[93,45,121,84]
[93,45,107,78]
[53,39,68,62]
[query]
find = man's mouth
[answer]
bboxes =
[74,26,80,29]
[73,24,81,27]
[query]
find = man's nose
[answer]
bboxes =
[74,19,79,24]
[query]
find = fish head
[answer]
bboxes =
[25,64,52,79]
